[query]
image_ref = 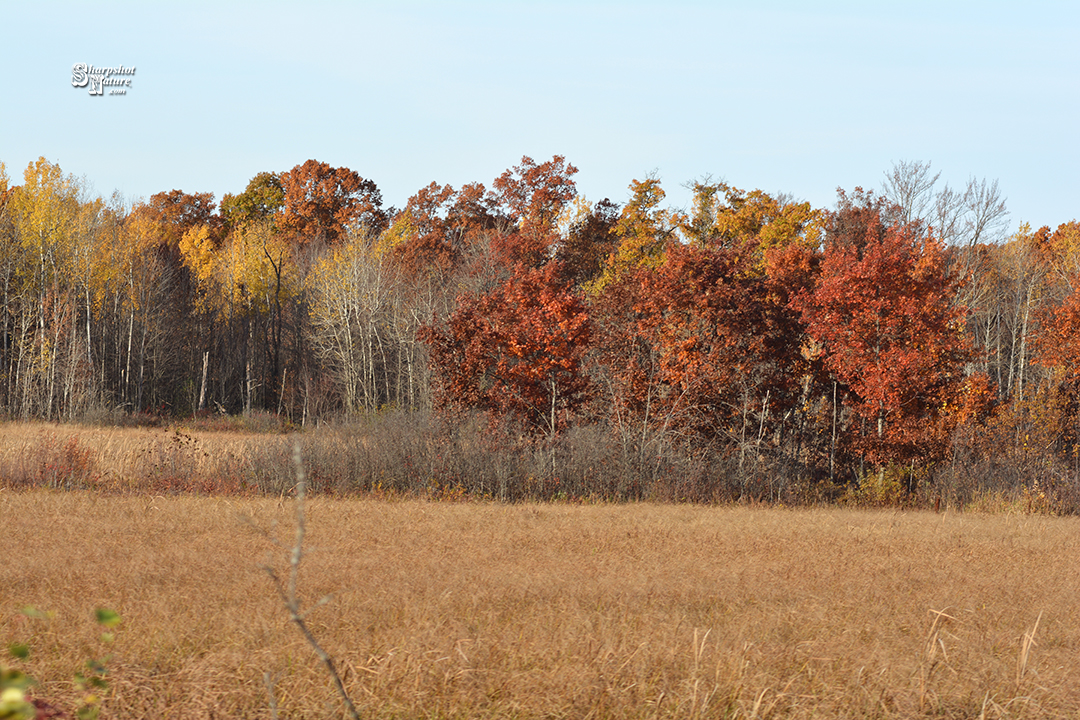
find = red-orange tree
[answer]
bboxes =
[493,155,578,235]
[1035,274,1080,455]
[796,215,967,469]
[584,236,816,498]
[278,159,385,244]
[635,241,809,446]
[420,262,591,436]
[491,155,578,268]
[385,181,504,281]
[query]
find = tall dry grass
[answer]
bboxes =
[3,418,1078,511]
[3,493,1079,718]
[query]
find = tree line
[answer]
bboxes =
[1,154,1077,504]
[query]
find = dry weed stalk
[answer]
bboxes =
[686,627,718,718]
[261,441,360,720]
[1016,611,1042,691]
[918,607,957,713]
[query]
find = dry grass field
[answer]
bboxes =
[0,422,270,494]
[3,490,1079,719]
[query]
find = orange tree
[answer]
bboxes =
[629,241,808,454]
[795,205,968,474]
[1036,269,1080,459]
[420,261,591,438]
[278,159,385,244]
[490,155,579,269]
[493,156,577,242]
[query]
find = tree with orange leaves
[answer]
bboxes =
[278,159,385,244]
[796,210,968,469]
[492,155,578,238]
[421,261,591,437]
[1037,265,1080,418]
[134,189,220,249]
[490,155,578,268]
[384,181,501,280]
[621,240,808,460]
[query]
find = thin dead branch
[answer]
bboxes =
[262,440,361,720]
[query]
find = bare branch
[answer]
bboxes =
[930,184,965,244]
[882,160,940,227]
[963,176,1009,247]
[883,160,1009,247]
[261,441,362,720]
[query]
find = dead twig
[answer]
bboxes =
[262,441,361,720]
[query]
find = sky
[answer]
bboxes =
[2,1,1077,234]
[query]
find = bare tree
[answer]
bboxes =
[961,176,1009,247]
[882,160,940,227]
[309,231,400,415]
[882,161,1009,247]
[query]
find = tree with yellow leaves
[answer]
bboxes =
[4,158,88,418]
[588,177,684,294]
[683,179,824,265]
[179,218,298,413]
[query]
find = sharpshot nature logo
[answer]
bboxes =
[71,63,135,96]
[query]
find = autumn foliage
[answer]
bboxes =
[796,213,968,467]
[620,241,805,446]
[278,159,385,244]
[4,152,1080,508]
[422,261,591,436]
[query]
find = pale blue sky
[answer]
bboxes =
[3,1,1077,232]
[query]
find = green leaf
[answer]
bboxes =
[0,667,35,690]
[6,643,29,660]
[93,608,121,628]
[76,705,101,720]
[18,606,49,620]
[86,659,105,672]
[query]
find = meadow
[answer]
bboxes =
[4,486,1079,718]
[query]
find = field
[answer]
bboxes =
[4,489,1080,719]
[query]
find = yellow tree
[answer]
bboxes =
[180,219,297,412]
[7,157,84,417]
[588,177,684,294]
[683,180,824,265]
[63,193,110,413]
[106,208,178,411]
[0,161,19,412]
[1048,221,1080,284]
[994,224,1052,401]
